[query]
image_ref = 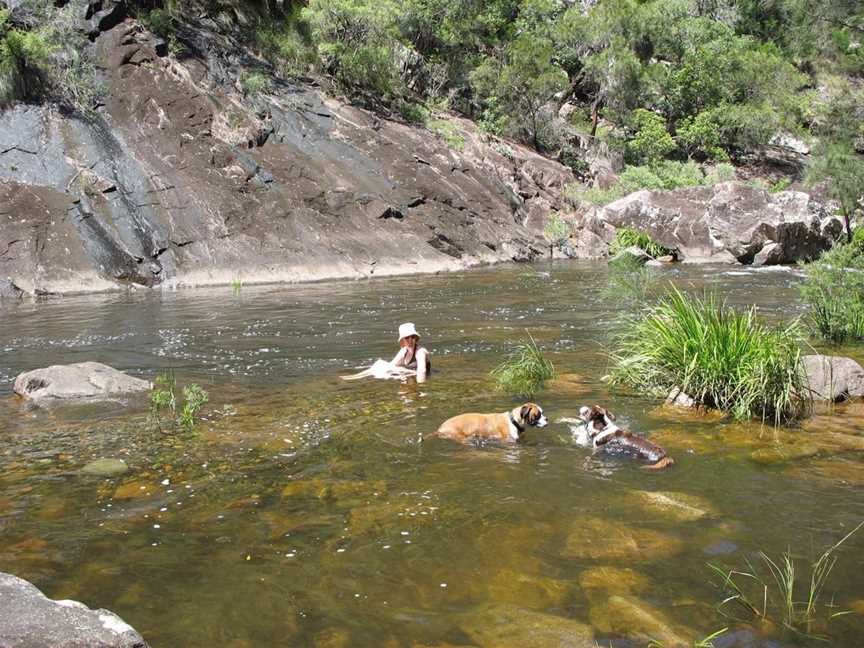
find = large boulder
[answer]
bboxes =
[580,182,842,264]
[802,355,864,402]
[13,362,151,402]
[0,571,149,648]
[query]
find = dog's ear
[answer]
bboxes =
[520,404,531,422]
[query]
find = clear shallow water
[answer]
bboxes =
[0,261,863,647]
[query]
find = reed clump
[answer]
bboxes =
[491,334,555,398]
[609,287,809,424]
[709,520,864,639]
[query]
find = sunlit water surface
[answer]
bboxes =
[1,262,863,647]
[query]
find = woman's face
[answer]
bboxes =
[403,335,418,348]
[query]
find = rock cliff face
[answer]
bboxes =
[0,2,572,295]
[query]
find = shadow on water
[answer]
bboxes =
[0,262,863,647]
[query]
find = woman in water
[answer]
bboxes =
[341,322,431,381]
[389,322,431,381]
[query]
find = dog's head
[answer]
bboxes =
[518,402,548,428]
[578,405,616,434]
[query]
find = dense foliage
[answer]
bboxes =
[801,233,864,343]
[610,288,809,424]
[2,0,862,219]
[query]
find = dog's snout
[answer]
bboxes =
[536,415,548,428]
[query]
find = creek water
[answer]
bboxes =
[1,261,863,648]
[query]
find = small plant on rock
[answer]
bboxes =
[491,334,555,398]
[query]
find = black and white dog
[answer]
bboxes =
[566,405,674,470]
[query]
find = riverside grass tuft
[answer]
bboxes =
[609,287,810,425]
[491,334,555,398]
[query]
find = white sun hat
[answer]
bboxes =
[398,322,420,341]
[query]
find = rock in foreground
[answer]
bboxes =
[802,355,864,402]
[0,571,149,648]
[14,362,151,402]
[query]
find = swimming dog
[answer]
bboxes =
[569,405,674,470]
[435,403,548,444]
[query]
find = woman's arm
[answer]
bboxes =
[415,348,429,382]
[389,347,407,367]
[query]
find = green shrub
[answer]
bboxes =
[0,11,52,105]
[491,335,555,398]
[543,213,571,246]
[609,287,809,424]
[570,160,708,207]
[769,177,792,193]
[140,8,174,38]
[626,108,675,164]
[609,227,672,258]
[399,100,429,124]
[427,118,464,149]
[239,70,271,97]
[254,15,315,78]
[302,0,403,100]
[801,240,864,344]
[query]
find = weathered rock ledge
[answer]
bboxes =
[14,362,151,402]
[567,182,843,264]
[0,3,572,296]
[0,571,149,648]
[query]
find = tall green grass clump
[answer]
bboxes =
[800,235,864,344]
[609,287,809,424]
[491,335,555,398]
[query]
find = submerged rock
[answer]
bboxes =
[589,594,692,647]
[460,604,595,648]
[486,569,573,609]
[0,571,149,647]
[562,517,682,561]
[13,362,151,402]
[81,459,129,477]
[281,479,387,502]
[609,245,652,267]
[749,443,822,464]
[633,490,716,521]
[802,355,864,402]
[578,566,650,602]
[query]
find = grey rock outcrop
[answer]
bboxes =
[0,571,149,648]
[0,10,571,295]
[14,362,151,402]
[573,182,842,264]
[802,355,864,402]
[609,245,652,267]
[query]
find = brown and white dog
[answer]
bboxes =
[435,403,548,444]
[569,405,674,470]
